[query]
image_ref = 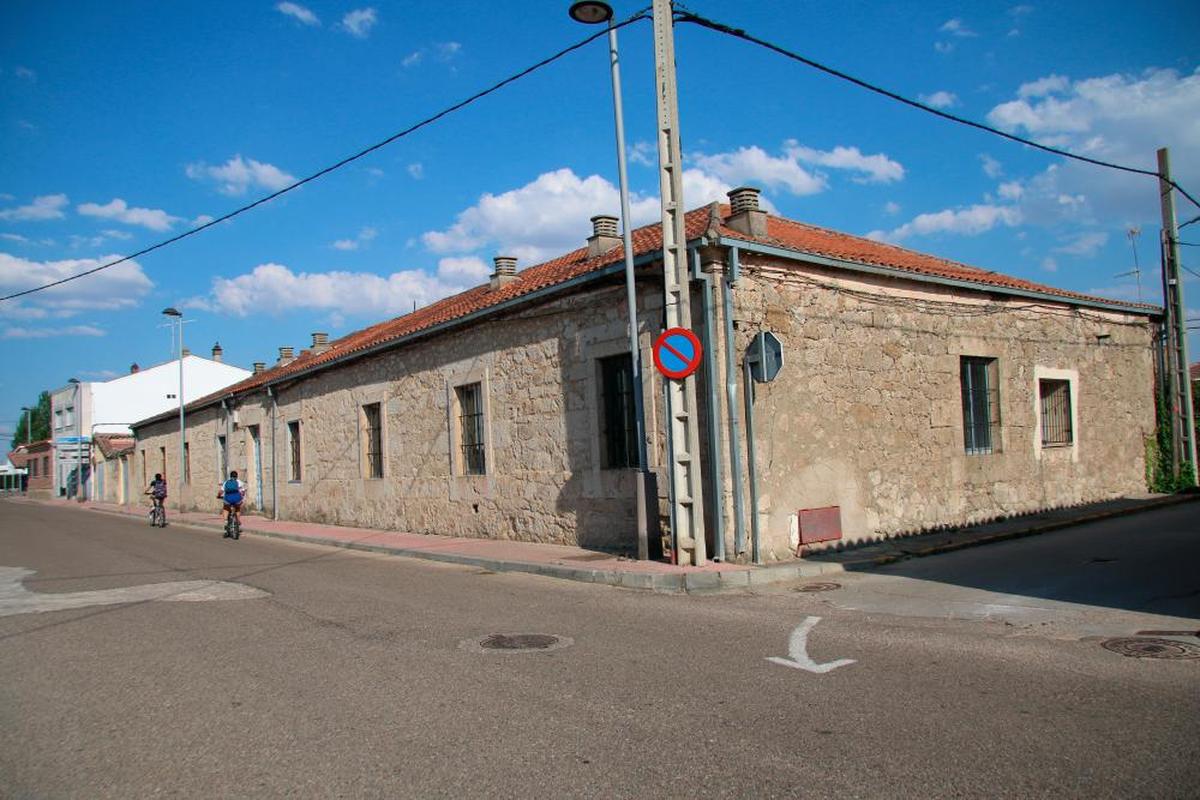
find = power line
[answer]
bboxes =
[0,9,651,304]
[673,8,1200,214]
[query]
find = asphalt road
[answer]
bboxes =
[2,499,1197,799]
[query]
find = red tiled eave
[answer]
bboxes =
[139,204,1158,427]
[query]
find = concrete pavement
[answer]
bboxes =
[16,490,1199,592]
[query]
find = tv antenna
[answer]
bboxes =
[1114,227,1143,302]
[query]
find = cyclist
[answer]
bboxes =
[217,470,247,537]
[145,473,168,523]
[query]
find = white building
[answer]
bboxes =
[51,345,251,498]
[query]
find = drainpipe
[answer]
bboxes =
[691,247,726,561]
[723,246,747,556]
[743,356,763,565]
[267,386,278,521]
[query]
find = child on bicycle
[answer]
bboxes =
[146,473,167,511]
[218,470,247,537]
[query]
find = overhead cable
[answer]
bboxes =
[0,9,651,304]
[673,9,1200,214]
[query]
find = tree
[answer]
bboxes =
[11,391,51,450]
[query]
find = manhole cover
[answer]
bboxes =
[1101,637,1200,660]
[460,633,573,653]
[793,582,842,593]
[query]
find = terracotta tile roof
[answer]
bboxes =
[151,204,1155,423]
[94,434,135,458]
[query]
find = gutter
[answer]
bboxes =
[690,246,725,561]
[723,246,748,557]
[718,236,1161,318]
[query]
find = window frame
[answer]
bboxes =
[361,402,384,480]
[1038,378,1074,447]
[598,352,638,470]
[455,382,487,476]
[959,356,1000,455]
[287,420,302,482]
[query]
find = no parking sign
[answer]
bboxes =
[652,328,703,380]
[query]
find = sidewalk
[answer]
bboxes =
[24,491,1198,593]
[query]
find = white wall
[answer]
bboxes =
[92,356,251,435]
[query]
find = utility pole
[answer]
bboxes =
[1157,147,1198,484]
[652,0,707,565]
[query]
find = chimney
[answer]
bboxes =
[253,362,266,374]
[130,363,140,374]
[490,256,519,290]
[311,332,330,354]
[181,347,191,358]
[725,186,768,237]
[587,214,622,258]
[277,346,295,366]
[211,342,223,363]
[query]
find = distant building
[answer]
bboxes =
[51,346,251,499]
[7,440,52,498]
[132,189,1160,563]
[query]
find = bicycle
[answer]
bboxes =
[147,495,167,528]
[223,506,241,540]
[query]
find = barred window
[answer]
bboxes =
[161,446,168,478]
[30,459,37,478]
[363,403,383,479]
[599,353,637,469]
[960,357,1000,455]
[216,436,226,478]
[456,383,486,476]
[1039,379,1073,446]
[288,421,302,481]
[183,442,191,483]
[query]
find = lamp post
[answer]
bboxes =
[569,1,654,560]
[162,307,185,509]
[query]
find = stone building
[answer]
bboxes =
[92,434,135,504]
[130,188,1158,563]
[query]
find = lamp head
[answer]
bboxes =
[569,1,613,24]
[162,307,182,317]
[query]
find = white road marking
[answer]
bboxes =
[766,615,856,673]
[0,566,267,618]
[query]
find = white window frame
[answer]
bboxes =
[1032,366,1079,462]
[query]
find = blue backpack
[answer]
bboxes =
[223,478,243,504]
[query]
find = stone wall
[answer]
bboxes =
[133,280,668,552]
[724,255,1156,560]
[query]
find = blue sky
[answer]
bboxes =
[2,1,1199,442]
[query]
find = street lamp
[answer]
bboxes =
[569,0,653,560]
[162,307,185,510]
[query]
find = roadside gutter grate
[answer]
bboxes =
[460,633,574,653]
[793,582,842,593]
[1101,637,1200,660]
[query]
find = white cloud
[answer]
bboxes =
[332,226,378,251]
[0,252,152,315]
[341,8,377,38]
[934,42,955,54]
[786,142,905,184]
[3,324,105,339]
[1009,5,1034,15]
[437,42,461,60]
[402,41,461,68]
[401,51,422,68]
[940,18,977,37]
[986,68,1200,225]
[186,155,296,196]
[77,198,181,231]
[693,146,826,195]
[0,233,31,244]
[1041,257,1058,272]
[1053,231,1108,257]
[276,2,319,26]
[629,141,655,167]
[192,214,215,227]
[869,203,1022,242]
[919,91,958,109]
[997,181,1024,200]
[884,201,901,215]
[0,194,68,221]
[407,163,424,180]
[187,257,486,318]
[980,154,1004,178]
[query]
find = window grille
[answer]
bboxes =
[288,421,302,481]
[1039,379,1073,446]
[363,403,383,479]
[216,436,226,478]
[456,383,486,475]
[183,442,191,483]
[160,446,167,478]
[599,353,637,469]
[960,357,1000,455]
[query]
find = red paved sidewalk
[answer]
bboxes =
[27,497,836,592]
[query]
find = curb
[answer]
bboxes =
[819,493,1200,570]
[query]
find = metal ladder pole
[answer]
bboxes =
[1158,147,1198,482]
[652,0,706,565]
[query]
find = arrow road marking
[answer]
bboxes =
[0,566,267,618]
[766,616,856,673]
